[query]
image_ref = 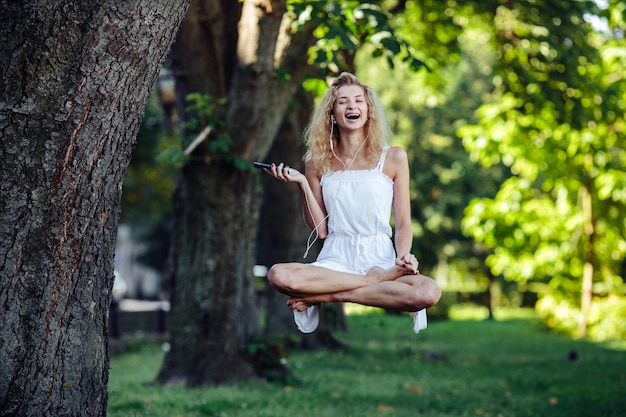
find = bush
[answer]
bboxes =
[536,294,626,342]
[587,294,626,342]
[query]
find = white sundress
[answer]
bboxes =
[294,147,428,334]
[314,146,396,274]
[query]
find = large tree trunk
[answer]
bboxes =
[156,0,317,386]
[157,160,261,385]
[0,1,188,415]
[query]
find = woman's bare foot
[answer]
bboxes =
[366,265,407,282]
[288,297,319,312]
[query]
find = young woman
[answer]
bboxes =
[262,72,441,333]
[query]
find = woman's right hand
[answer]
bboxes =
[264,162,305,184]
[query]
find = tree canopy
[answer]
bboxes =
[456,0,625,339]
[350,0,626,339]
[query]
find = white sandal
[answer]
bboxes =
[293,305,320,333]
[413,309,428,334]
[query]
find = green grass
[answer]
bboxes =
[108,308,626,417]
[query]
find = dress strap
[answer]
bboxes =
[376,146,390,171]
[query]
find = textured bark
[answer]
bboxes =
[258,90,347,348]
[156,0,319,386]
[0,1,188,416]
[158,159,260,385]
[259,91,315,337]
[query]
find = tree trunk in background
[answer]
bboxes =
[160,160,261,385]
[259,91,316,336]
[157,0,317,386]
[0,1,188,415]
[578,182,595,338]
[259,91,347,349]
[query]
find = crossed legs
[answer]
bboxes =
[267,263,441,313]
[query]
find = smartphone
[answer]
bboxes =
[253,161,273,169]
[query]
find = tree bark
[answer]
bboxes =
[157,159,262,385]
[156,0,319,386]
[258,90,347,350]
[0,1,188,415]
[259,90,316,337]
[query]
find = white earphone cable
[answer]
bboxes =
[302,120,334,258]
[302,119,365,258]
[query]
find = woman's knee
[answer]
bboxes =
[267,264,284,289]
[408,277,442,309]
[423,280,442,307]
[267,263,296,292]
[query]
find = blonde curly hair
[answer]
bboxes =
[303,72,392,174]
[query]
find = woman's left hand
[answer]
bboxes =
[396,253,419,275]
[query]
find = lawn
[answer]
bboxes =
[107,307,626,417]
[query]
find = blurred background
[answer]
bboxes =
[112,0,625,346]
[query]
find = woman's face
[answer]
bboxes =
[332,85,368,132]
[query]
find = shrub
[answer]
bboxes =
[536,293,626,342]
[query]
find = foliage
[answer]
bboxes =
[183,92,253,169]
[157,93,252,170]
[537,293,626,342]
[122,94,177,225]
[289,0,429,74]
[357,0,509,293]
[121,94,178,270]
[450,1,626,337]
[182,92,227,133]
[356,0,626,338]
[108,311,626,417]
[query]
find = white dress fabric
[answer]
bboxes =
[294,147,428,334]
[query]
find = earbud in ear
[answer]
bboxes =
[331,115,336,123]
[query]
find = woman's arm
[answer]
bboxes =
[386,147,418,272]
[300,162,329,238]
[266,161,329,238]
